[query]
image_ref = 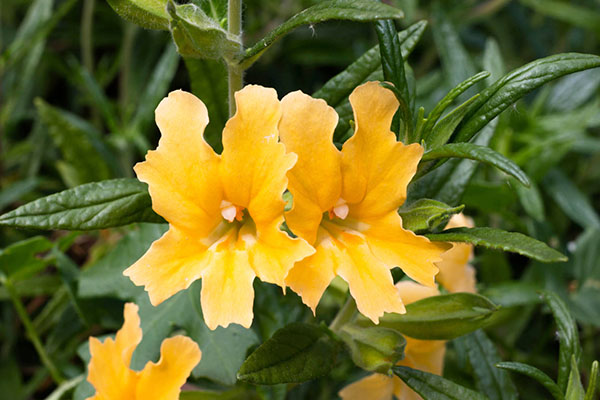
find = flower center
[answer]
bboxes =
[327,198,349,220]
[220,200,245,222]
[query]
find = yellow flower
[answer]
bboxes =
[435,213,476,293]
[279,81,450,323]
[124,87,314,329]
[86,303,201,400]
[338,282,445,400]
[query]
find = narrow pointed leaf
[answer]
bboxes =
[427,227,567,263]
[496,362,563,400]
[540,291,582,393]
[421,71,490,143]
[455,53,600,142]
[422,143,530,186]
[585,361,598,400]
[240,0,404,68]
[456,330,518,400]
[393,366,488,400]
[423,94,481,150]
[566,356,585,400]
[0,179,163,230]
[237,323,338,384]
[367,293,498,340]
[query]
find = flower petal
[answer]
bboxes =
[436,244,476,293]
[339,373,395,400]
[135,90,223,236]
[285,227,338,313]
[87,303,141,400]
[220,85,295,225]
[334,230,406,322]
[279,91,341,243]
[243,220,315,289]
[200,242,256,330]
[363,212,450,288]
[136,336,202,400]
[395,280,440,305]
[341,82,423,219]
[124,228,212,306]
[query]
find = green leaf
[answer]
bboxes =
[370,293,498,340]
[543,169,600,230]
[35,99,117,186]
[0,179,164,231]
[409,119,498,206]
[44,374,84,400]
[482,38,506,85]
[314,20,426,108]
[482,282,542,309]
[496,362,563,400]
[585,361,598,400]
[375,20,411,140]
[398,199,464,233]
[78,224,167,300]
[427,227,567,263]
[456,330,518,400]
[0,237,52,281]
[546,70,600,112]
[240,0,404,68]
[168,0,241,60]
[185,57,228,153]
[540,291,582,394]
[393,366,488,400]
[106,0,169,30]
[566,356,585,400]
[422,143,530,186]
[338,323,406,374]
[237,323,338,384]
[421,71,490,144]
[431,3,478,95]
[180,388,261,400]
[513,179,545,222]
[455,53,600,142]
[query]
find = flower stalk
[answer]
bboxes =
[228,0,243,116]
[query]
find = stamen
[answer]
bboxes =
[220,200,245,222]
[328,198,349,220]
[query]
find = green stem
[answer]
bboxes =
[81,0,95,74]
[3,278,64,384]
[228,0,243,116]
[329,296,357,333]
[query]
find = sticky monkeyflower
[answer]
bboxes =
[279,81,450,322]
[86,303,201,400]
[124,87,314,329]
[435,213,476,293]
[339,282,445,400]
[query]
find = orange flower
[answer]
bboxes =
[86,303,201,400]
[435,214,476,293]
[279,82,450,323]
[339,282,445,400]
[124,87,314,329]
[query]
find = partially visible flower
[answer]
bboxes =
[124,87,314,329]
[435,214,476,293]
[279,81,450,323]
[338,282,444,400]
[86,303,201,400]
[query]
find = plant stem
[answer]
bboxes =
[329,296,357,333]
[3,278,64,384]
[228,0,243,116]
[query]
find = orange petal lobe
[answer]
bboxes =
[220,85,295,225]
[363,212,450,288]
[339,373,395,400]
[136,336,202,400]
[124,228,212,306]
[341,82,423,218]
[135,90,222,236]
[279,91,342,243]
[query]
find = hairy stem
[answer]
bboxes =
[228,0,243,116]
